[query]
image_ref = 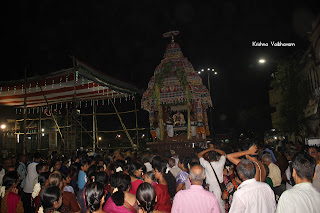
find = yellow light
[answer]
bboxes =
[259,59,266,63]
[98,137,102,141]
[1,124,6,129]
[41,128,45,132]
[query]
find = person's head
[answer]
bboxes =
[125,162,143,178]
[61,172,71,185]
[308,146,319,162]
[178,157,190,171]
[36,163,45,174]
[154,160,176,198]
[87,165,97,179]
[189,164,205,185]
[34,152,41,162]
[38,172,50,187]
[53,160,62,171]
[40,185,62,211]
[151,155,162,171]
[113,149,121,157]
[51,151,58,159]
[95,171,108,186]
[292,152,316,183]
[136,183,157,213]
[48,171,62,188]
[80,158,89,172]
[110,173,131,206]
[236,159,256,181]
[285,148,297,161]
[2,157,13,170]
[85,182,106,213]
[168,158,175,168]
[19,154,27,164]
[207,151,220,162]
[262,153,273,166]
[143,171,156,184]
[2,171,19,190]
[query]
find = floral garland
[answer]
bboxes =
[151,61,192,100]
[38,206,44,213]
[0,186,5,198]
[32,183,41,199]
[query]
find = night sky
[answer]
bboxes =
[3,1,319,134]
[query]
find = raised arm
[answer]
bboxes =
[212,148,226,156]
[197,147,214,159]
[197,146,226,159]
[227,145,258,165]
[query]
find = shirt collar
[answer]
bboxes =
[190,185,204,190]
[238,178,256,189]
[292,182,312,189]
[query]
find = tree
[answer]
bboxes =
[271,58,310,138]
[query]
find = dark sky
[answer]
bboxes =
[3,1,319,133]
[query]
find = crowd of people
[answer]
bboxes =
[0,140,319,213]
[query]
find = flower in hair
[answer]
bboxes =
[116,167,123,173]
[91,176,95,182]
[32,183,41,199]
[165,167,170,174]
[113,187,118,193]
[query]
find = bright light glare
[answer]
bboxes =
[214,72,218,75]
[198,71,201,74]
[259,59,266,63]
[201,69,204,72]
[1,124,6,129]
[98,137,102,141]
[207,68,210,71]
[41,128,45,132]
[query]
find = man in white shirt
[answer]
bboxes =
[22,152,41,212]
[198,145,226,213]
[229,159,276,213]
[277,152,320,213]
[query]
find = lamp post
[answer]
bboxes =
[198,68,217,139]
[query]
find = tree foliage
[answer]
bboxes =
[271,58,310,137]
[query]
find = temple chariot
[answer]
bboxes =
[141,31,213,148]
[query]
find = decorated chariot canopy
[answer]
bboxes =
[141,31,212,112]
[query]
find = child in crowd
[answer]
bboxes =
[78,159,89,190]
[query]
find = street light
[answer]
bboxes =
[1,124,6,130]
[259,59,266,64]
[197,67,217,139]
